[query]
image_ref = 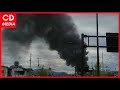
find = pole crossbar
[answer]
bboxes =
[84,35,118,38]
[85,46,117,48]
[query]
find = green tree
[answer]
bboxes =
[33,66,48,76]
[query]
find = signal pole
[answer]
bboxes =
[96,14,100,76]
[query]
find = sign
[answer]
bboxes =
[0,12,16,28]
[106,33,118,52]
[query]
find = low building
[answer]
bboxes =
[25,68,33,76]
[111,71,118,76]
[51,71,68,76]
[9,61,33,76]
[2,66,9,76]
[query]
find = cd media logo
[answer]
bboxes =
[1,12,16,28]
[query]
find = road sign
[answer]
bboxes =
[106,33,118,52]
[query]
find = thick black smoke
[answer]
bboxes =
[2,14,88,69]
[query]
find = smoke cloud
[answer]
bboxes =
[2,14,88,67]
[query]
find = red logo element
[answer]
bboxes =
[1,12,16,28]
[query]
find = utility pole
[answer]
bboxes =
[38,57,40,67]
[91,62,94,76]
[96,14,100,76]
[75,66,76,76]
[81,33,84,76]
[102,52,104,71]
[30,53,32,68]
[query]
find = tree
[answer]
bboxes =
[91,62,113,76]
[75,43,89,75]
[33,66,48,76]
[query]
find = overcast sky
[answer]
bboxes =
[70,14,118,71]
[2,14,118,74]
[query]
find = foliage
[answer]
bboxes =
[84,62,113,76]
[33,66,48,76]
[75,42,89,75]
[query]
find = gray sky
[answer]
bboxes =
[2,14,118,74]
[70,14,118,72]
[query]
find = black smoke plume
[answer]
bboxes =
[2,14,88,69]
